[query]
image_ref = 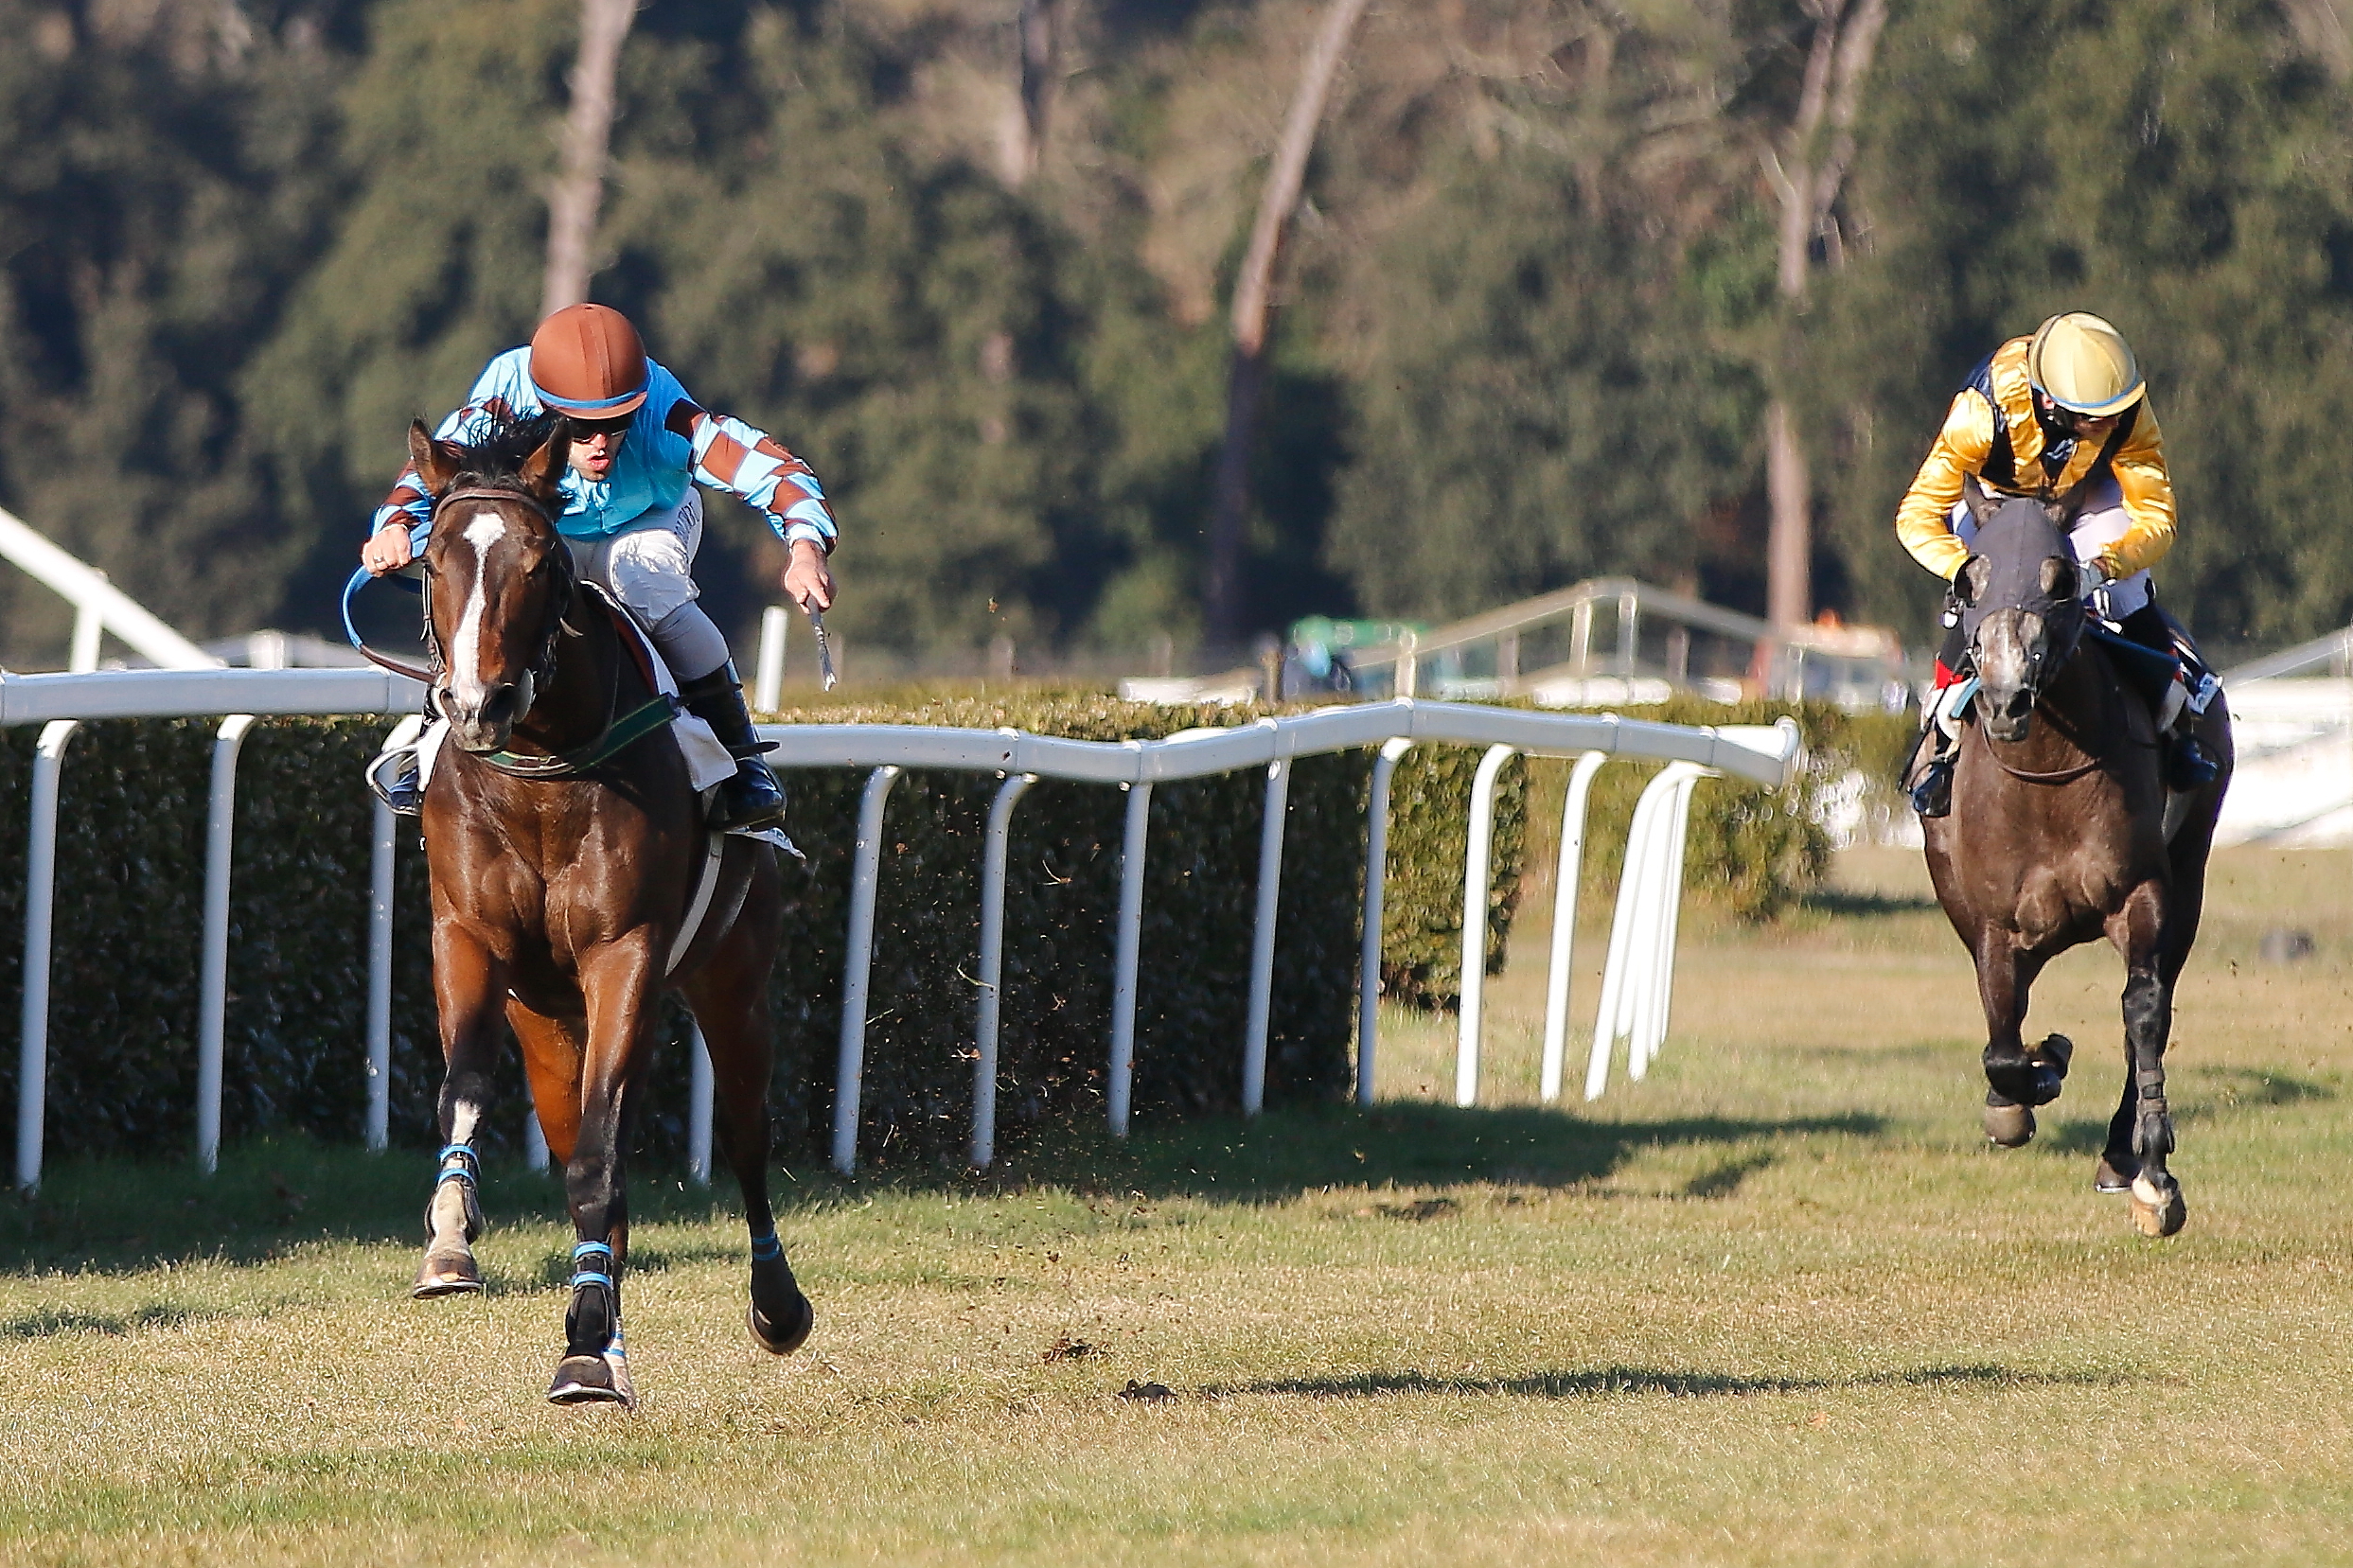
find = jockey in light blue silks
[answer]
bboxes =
[360,303,836,830]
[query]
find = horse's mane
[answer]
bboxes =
[448,411,567,489]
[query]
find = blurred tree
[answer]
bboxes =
[1810,0,2353,652]
[0,0,363,661]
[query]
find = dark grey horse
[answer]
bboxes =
[1922,493,2232,1238]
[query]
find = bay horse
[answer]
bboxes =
[398,414,812,1406]
[1923,490,2232,1239]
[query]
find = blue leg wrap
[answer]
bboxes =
[435,1143,479,1188]
[751,1230,783,1261]
[571,1240,615,1294]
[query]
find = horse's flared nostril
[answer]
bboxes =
[478,684,521,729]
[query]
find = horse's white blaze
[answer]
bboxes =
[448,512,511,708]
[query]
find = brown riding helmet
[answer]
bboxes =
[527,303,650,418]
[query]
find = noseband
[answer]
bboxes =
[421,484,577,714]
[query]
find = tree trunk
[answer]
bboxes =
[1758,1,1843,661]
[541,0,637,317]
[1204,0,1371,649]
[1765,399,1811,634]
[1002,0,1057,185]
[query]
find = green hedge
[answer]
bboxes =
[0,694,1884,1172]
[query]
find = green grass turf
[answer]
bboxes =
[0,847,2348,1565]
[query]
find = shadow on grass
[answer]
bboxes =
[0,1101,1887,1278]
[1211,1363,2141,1401]
[1801,888,1941,920]
[999,1101,1884,1207]
[0,1303,225,1340]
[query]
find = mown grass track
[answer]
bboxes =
[1,848,2349,1566]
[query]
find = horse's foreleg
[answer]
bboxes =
[1975,940,2061,1146]
[546,938,661,1408]
[2111,885,2186,1237]
[685,876,811,1358]
[416,929,506,1298]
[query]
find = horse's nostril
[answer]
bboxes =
[479,685,520,727]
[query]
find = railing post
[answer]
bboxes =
[687,1020,714,1186]
[754,605,789,714]
[1357,737,1414,1107]
[1585,762,1710,1100]
[971,773,1036,1168]
[1106,780,1152,1136]
[17,719,80,1191]
[1617,590,1638,674]
[1455,743,1517,1108]
[1241,757,1292,1116]
[1396,631,1419,697]
[833,764,903,1173]
[366,714,425,1153]
[1539,750,1609,1103]
[196,713,259,1174]
[69,599,102,674]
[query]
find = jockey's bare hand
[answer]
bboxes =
[784,537,835,612]
[362,520,416,576]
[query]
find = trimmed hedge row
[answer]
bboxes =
[0,694,1886,1171]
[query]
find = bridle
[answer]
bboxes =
[419,483,577,723]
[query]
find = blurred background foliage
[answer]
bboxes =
[5,0,2353,668]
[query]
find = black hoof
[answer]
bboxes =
[748,1292,814,1357]
[2093,1154,2137,1193]
[1983,1099,2035,1148]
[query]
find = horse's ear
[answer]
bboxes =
[1961,474,1996,528]
[408,419,463,497]
[520,419,571,499]
[2040,555,2079,604]
[1956,555,1991,609]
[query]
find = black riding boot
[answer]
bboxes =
[1909,727,1957,818]
[2115,605,2221,790]
[677,662,787,830]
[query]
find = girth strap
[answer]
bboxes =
[481,693,681,779]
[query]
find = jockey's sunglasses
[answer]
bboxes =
[570,413,633,439]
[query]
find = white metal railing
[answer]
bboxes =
[1343,576,1910,713]
[1,670,1798,1188]
[0,503,221,673]
[2221,626,2353,686]
[759,700,1802,1170]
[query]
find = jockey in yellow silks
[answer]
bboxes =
[1896,311,2220,817]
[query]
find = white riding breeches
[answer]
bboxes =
[574,489,704,623]
[570,490,731,680]
[1947,477,2152,621]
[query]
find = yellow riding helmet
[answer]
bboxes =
[2026,311,2146,417]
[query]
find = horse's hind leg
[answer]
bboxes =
[2110,884,2187,1237]
[1976,942,2065,1146]
[416,929,507,1298]
[684,871,811,1357]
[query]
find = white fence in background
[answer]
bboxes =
[0,671,1798,1189]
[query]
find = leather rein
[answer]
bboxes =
[355,484,677,781]
[1972,636,2158,787]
